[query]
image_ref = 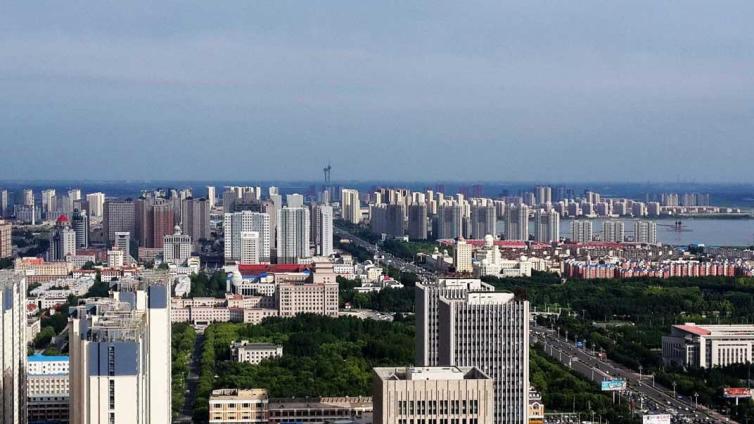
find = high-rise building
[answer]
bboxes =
[438,292,529,424]
[114,232,131,258]
[27,354,70,423]
[41,189,56,218]
[0,220,11,259]
[407,204,428,240]
[470,205,496,239]
[277,207,311,264]
[453,239,473,273]
[0,190,9,218]
[103,200,136,247]
[224,211,271,263]
[239,231,260,265]
[22,188,34,207]
[504,205,529,241]
[136,198,174,248]
[415,279,494,367]
[0,271,28,424]
[206,186,216,209]
[634,220,657,244]
[180,197,210,249]
[340,189,362,224]
[286,193,304,208]
[436,204,463,239]
[534,185,552,205]
[71,208,89,248]
[311,204,334,257]
[602,220,625,243]
[570,220,593,243]
[163,226,192,265]
[49,215,77,261]
[86,193,105,220]
[373,366,494,424]
[534,209,559,243]
[69,279,171,424]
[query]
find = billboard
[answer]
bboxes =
[600,379,627,391]
[643,415,672,424]
[723,387,752,398]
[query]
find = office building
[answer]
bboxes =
[504,205,529,241]
[103,200,135,247]
[311,204,334,257]
[49,215,77,261]
[71,208,89,248]
[438,292,529,424]
[163,226,192,265]
[27,354,70,423]
[533,209,559,243]
[69,279,171,424]
[407,204,428,240]
[114,232,131,257]
[470,205,496,239]
[209,389,269,424]
[41,189,56,218]
[276,261,338,317]
[415,279,494,367]
[86,193,106,220]
[602,220,625,243]
[373,366,493,424]
[240,231,261,265]
[453,239,473,274]
[662,323,754,368]
[22,188,34,207]
[436,205,463,240]
[570,220,592,243]
[136,197,175,248]
[341,189,362,224]
[276,207,310,264]
[0,219,11,259]
[634,220,657,244]
[0,271,28,424]
[224,211,271,264]
[108,250,125,268]
[207,186,216,209]
[231,341,283,365]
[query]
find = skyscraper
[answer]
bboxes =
[311,204,334,257]
[436,204,463,239]
[103,200,136,247]
[602,220,625,243]
[0,190,9,218]
[276,207,311,264]
[239,231,260,265]
[69,279,171,424]
[438,292,529,424]
[570,220,593,243]
[504,204,529,241]
[0,220,11,259]
[407,204,428,240]
[86,193,105,220]
[534,209,559,243]
[136,198,174,248]
[180,197,210,249]
[340,189,362,224]
[206,186,216,209]
[453,239,473,273]
[49,215,77,261]
[224,211,271,263]
[470,205,497,239]
[71,208,89,248]
[0,271,27,424]
[634,220,657,244]
[534,185,552,205]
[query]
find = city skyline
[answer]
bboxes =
[3,1,754,182]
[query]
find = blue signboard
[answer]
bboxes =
[601,379,626,391]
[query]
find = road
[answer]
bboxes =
[173,333,204,424]
[532,324,734,423]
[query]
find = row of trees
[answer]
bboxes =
[171,323,197,418]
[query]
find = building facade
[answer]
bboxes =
[0,271,28,424]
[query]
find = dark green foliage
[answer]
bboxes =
[380,239,437,261]
[189,271,227,298]
[337,276,414,312]
[172,323,197,418]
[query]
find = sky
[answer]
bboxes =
[1,1,753,183]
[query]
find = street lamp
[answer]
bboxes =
[694,392,699,409]
[672,381,677,398]
[638,365,643,381]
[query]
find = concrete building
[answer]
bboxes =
[277,207,310,264]
[341,189,362,224]
[436,205,463,240]
[72,208,89,248]
[602,220,625,243]
[276,279,338,317]
[49,215,77,261]
[164,225,192,265]
[634,220,657,244]
[407,204,428,240]
[135,197,175,248]
[504,205,528,241]
[662,323,754,368]
[231,341,284,365]
[373,366,494,424]
[311,204,334,257]
[533,209,559,243]
[86,193,106,220]
[181,197,211,249]
[470,205,496,239]
[27,354,70,423]
[0,271,28,424]
[69,279,171,424]
[240,231,261,265]
[225,211,272,264]
[207,186,216,209]
[570,220,592,243]
[103,200,136,247]
[209,388,269,424]
[438,292,529,424]
[114,232,131,257]
[453,239,473,274]
[415,278,494,367]
[0,219,11,259]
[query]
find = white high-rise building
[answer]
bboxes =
[436,204,463,239]
[570,220,593,243]
[634,220,657,244]
[286,194,304,208]
[469,205,496,239]
[239,231,260,265]
[602,220,625,243]
[69,280,171,424]
[340,189,362,224]
[114,232,131,257]
[163,226,192,265]
[49,215,77,261]
[534,209,559,243]
[224,211,271,263]
[504,204,529,241]
[415,279,494,367]
[438,292,529,424]
[41,189,56,217]
[453,239,473,273]
[312,204,333,257]
[86,193,105,220]
[206,186,216,209]
[276,207,310,264]
[0,271,28,424]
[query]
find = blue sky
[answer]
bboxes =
[1,1,753,182]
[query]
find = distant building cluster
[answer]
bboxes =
[563,258,749,279]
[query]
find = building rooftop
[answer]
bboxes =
[674,322,754,337]
[464,292,515,305]
[374,366,490,382]
[211,388,269,401]
[28,354,69,363]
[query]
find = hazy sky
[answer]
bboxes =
[1,1,753,182]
